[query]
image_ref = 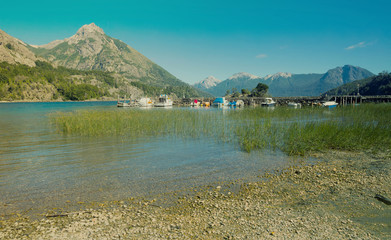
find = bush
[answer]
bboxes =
[0,73,8,83]
[5,43,13,50]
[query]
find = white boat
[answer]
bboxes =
[117,95,135,107]
[322,101,338,109]
[288,102,302,108]
[261,98,276,107]
[117,101,133,107]
[212,97,229,107]
[154,94,173,107]
[236,100,245,107]
[138,97,154,107]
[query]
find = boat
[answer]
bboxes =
[138,97,154,107]
[191,99,200,107]
[261,98,276,107]
[117,95,135,107]
[117,101,132,107]
[288,102,302,108]
[212,97,229,107]
[201,101,210,107]
[154,94,173,107]
[236,100,245,107]
[322,101,338,109]
[228,100,237,107]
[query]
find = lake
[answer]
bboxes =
[0,102,296,217]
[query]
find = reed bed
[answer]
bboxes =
[50,104,391,156]
[232,104,391,155]
[50,109,236,142]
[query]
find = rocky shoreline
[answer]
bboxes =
[1,150,390,239]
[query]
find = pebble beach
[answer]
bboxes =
[1,150,390,239]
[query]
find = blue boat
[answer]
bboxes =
[212,97,229,107]
[322,101,338,109]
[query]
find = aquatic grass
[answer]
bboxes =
[233,104,391,155]
[50,109,236,144]
[51,104,391,156]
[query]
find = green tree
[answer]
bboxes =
[251,83,269,97]
[241,88,250,95]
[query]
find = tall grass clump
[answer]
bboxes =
[232,104,391,155]
[50,109,236,142]
[51,104,391,156]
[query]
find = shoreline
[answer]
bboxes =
[1,150,390,239]
[0,98,117,103]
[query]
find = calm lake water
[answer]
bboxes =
[0,102,296,217]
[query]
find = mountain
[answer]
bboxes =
[193,76,222,90]
[199,72,263,96]
[315,65,374,94]
[28,23,206,98]
[262,72,323,96]
[323,72,391,96]
[195,65,374,97]
[0,29,44,67]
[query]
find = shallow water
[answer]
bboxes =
[0,102,295,216]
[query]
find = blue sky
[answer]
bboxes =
[1,0,390,84]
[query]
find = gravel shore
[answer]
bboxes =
[1,150,390,239]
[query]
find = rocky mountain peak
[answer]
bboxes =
[75,23,105,36]
[228,72,259,80]
[66,23,106,45]
[36,23,106,50]
[203,76,220,83]
[318,65,374,92]
[264,72,292,80]
[193,76,221,89]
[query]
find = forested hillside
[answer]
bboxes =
[324,72,391,96]
[0,61,118,101]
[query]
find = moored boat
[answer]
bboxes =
[117,95,135,107]
[191,99,200,107]
[138,97,154,107]
[212,97,229,107]
[154,94,173,107]
[261,98,276,107]
[288,102,301,108]
[236,100,245,107]
[322,101,338,109]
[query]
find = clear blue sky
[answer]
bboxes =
[1,0,390,84]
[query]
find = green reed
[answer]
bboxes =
[50,104,391,156]
[50,109,235,142]
[233,104,391,155]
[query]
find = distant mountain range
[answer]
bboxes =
[0,23,208,100]
[324,72,391,96]
[194,65,374,97]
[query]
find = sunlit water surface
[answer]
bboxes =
[0,102,299,217]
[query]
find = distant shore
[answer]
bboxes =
[0,98,117,103]
[1,150,390,239]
